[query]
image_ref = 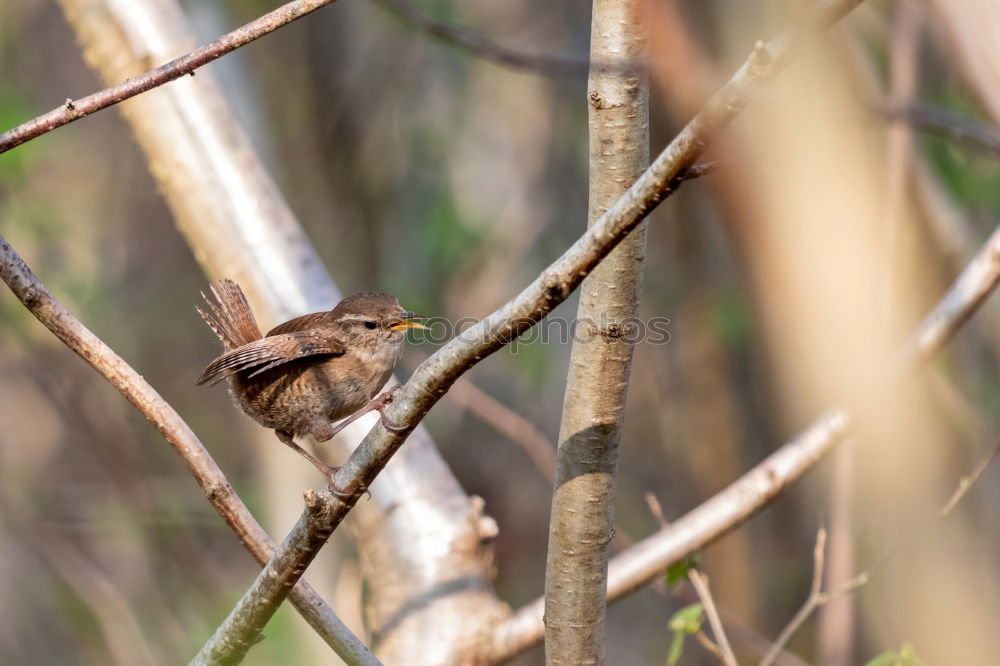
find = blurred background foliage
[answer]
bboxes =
[1,0,999,664]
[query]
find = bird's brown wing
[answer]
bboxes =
[196,330,345,386]
[266,311,330,336]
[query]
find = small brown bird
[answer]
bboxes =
[195,279,425,488]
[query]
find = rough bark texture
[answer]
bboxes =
[54,1,504,663]
[543,1,648,664]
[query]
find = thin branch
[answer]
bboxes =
[764,428,1000,665]
[883,103,1000,159]
[646,493,736,666]
[761,529,870,666]
[688,571,738,666]
[695,630,730,663]
[371,0,590,75]
[491,221,1000,662]
[938,436,1000,517]
[447,379,556,483]
[191,0,868,660]
[0,234,380,666]
[0,0,340,155]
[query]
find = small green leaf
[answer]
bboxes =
[669,603,704,634]
[864,651,901,666]
[666,555,699,587]
[864,643,926,666]
[666,629,686,666]
[666,603,704,666]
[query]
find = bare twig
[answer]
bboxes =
[447,379,556,483]
[0,0,340,154]
[883,103,1000,159]
[688,571,738,666]
[695,630,730,663]
[761,529,869,666]
[491,221,1000,662]
[645,495,808,666]
[767,427,999,666]
[0,234,380,666]
[371,0,590,75]
[938,436,1000,517]
[192,0,868,659]
[646,494,736,666]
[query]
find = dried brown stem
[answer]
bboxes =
[938,436,1000,517]
[372,0,590,75]
[688,571,738,666]
[492,222,1000,662]
[0,234,380,666]
[448,379,556,483]
[0,0,340,155]
[883,103,1000,159]
[761,529,870,666]
[192,0,868,660]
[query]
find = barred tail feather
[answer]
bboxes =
[196,279,262,351]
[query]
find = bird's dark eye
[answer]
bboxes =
[364,321,377,330]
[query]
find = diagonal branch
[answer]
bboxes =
[0,0,340,155]
[371,0,589,75]
[0,234,380,666]
[190,0,869,661]
[491,221,1000,662]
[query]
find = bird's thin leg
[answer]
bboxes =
[328,385,407,438]
[274,430,355,499]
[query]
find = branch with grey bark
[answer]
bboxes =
[0,0,341,154]
[189,0,870,661]
[0,234,380,666]
[490,221,1000,661]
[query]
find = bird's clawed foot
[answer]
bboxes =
[371,385,407,432]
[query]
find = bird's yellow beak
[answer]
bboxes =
[390,312,428,331]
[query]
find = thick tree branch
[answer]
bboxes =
[0,234,380,666]
[0,0,340,155]
[192,0,868,660]
[543,0,649,663]
[491,221,1000,662]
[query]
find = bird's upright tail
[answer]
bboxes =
[196,279,263,352]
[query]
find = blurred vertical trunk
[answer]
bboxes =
[54,1,506,663]
[543,1,648,663]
